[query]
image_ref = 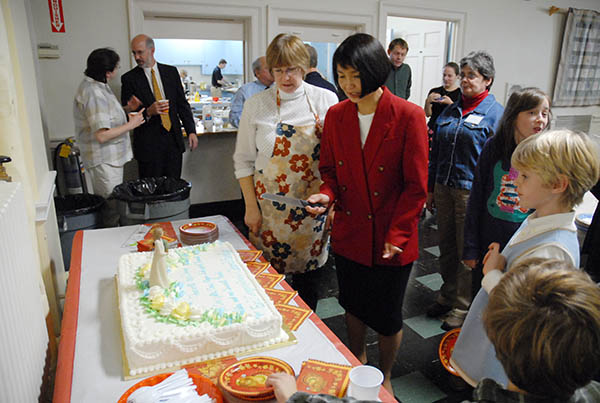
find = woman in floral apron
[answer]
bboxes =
[233,34,338,306]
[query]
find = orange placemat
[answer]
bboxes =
[246,261,270,276]
[255,273,284,289]
[137,222,180,251]
[264,288,297,305]
[182,356,239,384]
[296,359,352,397]
[238,250,263,262]
[275,304,312,331]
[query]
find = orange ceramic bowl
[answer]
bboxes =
[180,221,218,236]
[118,372,223,403]
[439,328,461,376]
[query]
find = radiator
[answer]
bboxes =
[0,182,48,402]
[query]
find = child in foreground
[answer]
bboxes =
[451,129,600,386]
[266,258,600,402]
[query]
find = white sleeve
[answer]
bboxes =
[233,98,258,179]
[481,243,576,293]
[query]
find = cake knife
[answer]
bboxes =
[262,193,323,208]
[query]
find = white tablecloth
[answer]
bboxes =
[61,215,361,402]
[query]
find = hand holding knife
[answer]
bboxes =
[262,193,324,209]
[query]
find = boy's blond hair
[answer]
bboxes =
[511,129,600,209]
[483,258,600,399]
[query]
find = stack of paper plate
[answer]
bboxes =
[179,221,219,245]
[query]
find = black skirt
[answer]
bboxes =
[335,254,412,336]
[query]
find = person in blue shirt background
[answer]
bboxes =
[229,56,274,128]
[426,50,504,330]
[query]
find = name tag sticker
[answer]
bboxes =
[465,114,484,125]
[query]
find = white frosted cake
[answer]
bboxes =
[117,241,288,376]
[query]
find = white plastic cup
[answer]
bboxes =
[348,365,383,400]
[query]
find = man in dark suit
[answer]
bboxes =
[121,34,198,179]
[303,44,339,100]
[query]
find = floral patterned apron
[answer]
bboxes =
[250,88,328,274]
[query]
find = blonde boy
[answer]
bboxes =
[450,129,600,387]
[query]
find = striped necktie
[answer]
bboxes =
[151,69,172,131]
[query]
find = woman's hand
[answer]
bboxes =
[244,205,262,236]
[440,95,453,105]
[266,373,297,403]
[482,243,506,275]
[382,242,403,259]
[305,193,330,215]
[127,108,145,129]
[426,192,435,213]
[427,92,441,103]
[463,259,478,269]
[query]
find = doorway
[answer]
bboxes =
[386,16,457,109]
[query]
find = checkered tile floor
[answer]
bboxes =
[313,212,472,403]
[203,204,473,403]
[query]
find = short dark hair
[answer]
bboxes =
[219,59,227,64]
[444,62,460,76]
[333,33,391,98]
[305,44,318,68]
[388,38,408,52]
[460,50,495,89]
[483,258,600,399]
[84,48,120,83]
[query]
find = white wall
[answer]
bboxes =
[30,0,130,141]
[28,0,600,144]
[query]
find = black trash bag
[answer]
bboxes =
[54,194,105,216]
[111,177,191,203]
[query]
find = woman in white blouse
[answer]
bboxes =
[74,48,145,226]
[233,35,337,307]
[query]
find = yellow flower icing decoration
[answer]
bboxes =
[172,302,191,321]
[140,263,151,277]
[150,294,165,310]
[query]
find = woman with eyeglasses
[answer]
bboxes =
[306,33,428,393]
[425,51,504,330]
[233,34,337,308]
[74,47,145,226]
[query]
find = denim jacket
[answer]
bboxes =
[428,93,503,191]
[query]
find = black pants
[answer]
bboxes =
[137,151,182,179]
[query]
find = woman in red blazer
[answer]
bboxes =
[307,33,428,393]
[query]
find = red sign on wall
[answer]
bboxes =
[48,0,65,33]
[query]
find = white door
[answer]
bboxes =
[387,17,447,108]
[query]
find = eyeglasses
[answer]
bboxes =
[272,66,301,76]
[459,72,482,80]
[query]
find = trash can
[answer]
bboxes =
[111,177,191,226]
[55,194,105,270]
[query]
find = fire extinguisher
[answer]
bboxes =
[54,138,88,196]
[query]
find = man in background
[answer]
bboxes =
[304,44,339,100]
[229,56,274,128]
[384,38,412,99]
[212,59,229,88]
[121,34,198,179]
